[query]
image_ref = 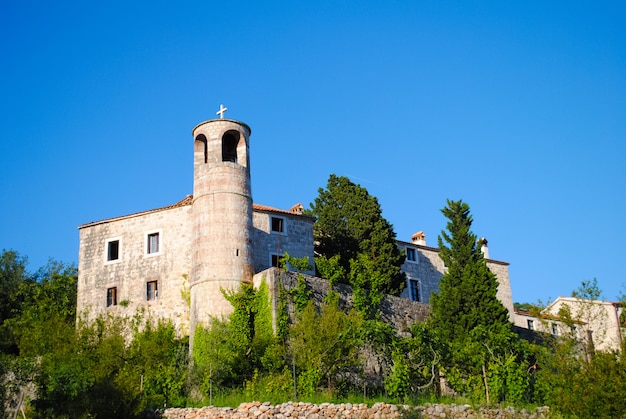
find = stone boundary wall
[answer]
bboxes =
[162,401,551,418]
[257,269,431,333]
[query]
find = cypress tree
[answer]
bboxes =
[429,199,514,392]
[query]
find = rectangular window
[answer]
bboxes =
[271,216,284,233]
[409,279,420,302]
[527,319,535,331]
[406,247,417,262]
[147,232,160,254]
[551,323,559,336]
[107,240,120,261]
[107,287,117,307]
[147,281,158,301]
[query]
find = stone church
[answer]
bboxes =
[76,110,514,339]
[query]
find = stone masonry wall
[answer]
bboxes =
[163,401,551,418]
[251,211,315,275]
[254,269,431,333]
[77,204,193,334]
[397,242,514,321]
[398,243,444,305]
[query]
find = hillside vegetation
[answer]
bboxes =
[2,193,625,417]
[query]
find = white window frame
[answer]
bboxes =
[270,215,287,235]
[144,229,163,257]
[405,247,418,263]
[104,237,122,264]
[551,323,559,336]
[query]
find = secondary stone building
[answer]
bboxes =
[514,297,625,352]
[76,111,515,341]
[397,234,514,319]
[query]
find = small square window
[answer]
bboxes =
[271,216,284,233]
[107,240,120,261]
[107,287,117,307]
[147,232,160,254]
[527,319,535,331]
[409,279,420,302]
[406,248,417,262]
[147,281,158,301]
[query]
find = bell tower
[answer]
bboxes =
[190,105,254,337]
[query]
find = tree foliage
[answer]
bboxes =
[0,250,31,353]
[289,295,363,395]
[7,260,77,357]
[531,279,626,417]
[306,174,405,313]
[428,200,520,402]
[3,243,626,417]
[34,315,189,417]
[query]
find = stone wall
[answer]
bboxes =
[77,203,316,336]
[162,401,551,418]
[398,243,444,305]
[254,269,431,333]
[397,241,514,321]
[77,203,193,334]
[251,210,315,275]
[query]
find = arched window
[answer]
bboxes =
[222,131,239,163]
[194,134,208,163]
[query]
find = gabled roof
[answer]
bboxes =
[78,196,312,229]
[544,296,621,313]
[395,239,510,266]
[252,202,313,218]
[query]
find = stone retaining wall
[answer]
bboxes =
[264,269,431,333]
[162,401,551,418]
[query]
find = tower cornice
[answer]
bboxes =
[192,118,251,136]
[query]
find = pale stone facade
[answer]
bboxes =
[397,238,515,321]
[514,297,625,352]
[77,198,193,333]
[77,115,515,342]
[77,117,316,341]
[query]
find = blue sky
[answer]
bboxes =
[1,1,625,304]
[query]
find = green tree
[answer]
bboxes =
[0,250,31,353]
[7,260,77,357]
[532,279,626,416]
[35,314,188,417]
[306,174,405,313]
[289,295,363,395]
[534,329,626,417]
[193,281,279,395]
[428,199,517,401]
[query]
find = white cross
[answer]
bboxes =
[216,104,228,119]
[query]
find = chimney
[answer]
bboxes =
[478,237,489,259]
[412,231,426,246]
[290,203,304,214]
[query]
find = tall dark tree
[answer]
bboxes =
[429,200,517,400]
[430,199,510,341]
[306,175,405,300]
